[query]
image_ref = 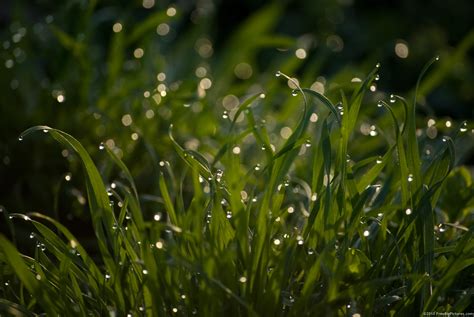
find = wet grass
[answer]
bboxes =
[1,58,474,316]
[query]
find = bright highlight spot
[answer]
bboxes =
[295,48,307,59]
[395,41,409,58]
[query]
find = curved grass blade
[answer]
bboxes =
[19,126,116,273]
[0,235,59,315]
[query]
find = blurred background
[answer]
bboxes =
[1,0,473,241]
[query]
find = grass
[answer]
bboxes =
[1,57,474,316]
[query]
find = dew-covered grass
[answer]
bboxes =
[1,55,474,316]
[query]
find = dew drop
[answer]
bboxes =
[305,139,311,147]
[435,56,440,61]
[226,211,233,219]
[405,208,412,215]
[291,90,298,97]
[254,164,261,171]
[377,101,383,108]
[389,94,396,103]
[18,136,23,141]
[363,230,370,237]
[154,213,162,221]
[275,71,281,77]
[142,269,148,275]
[460,122,468,132]
[99,142,105,150]
[376,157,383,164]
[407,174,414,182]
[273,239,281,246]
[375,74,380,81]
[29,233,35,239]
[438,223,447,232]
[216,169,224,182]
[239,276,247,283]
[222,111,229,119]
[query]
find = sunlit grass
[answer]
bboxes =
[1,59,474,316]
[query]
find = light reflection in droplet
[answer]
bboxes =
[395,41,409,58]
[295,48,307,59]
[156,23,170,36]
[112,23,122,33]
[133,48,144,59]
[166,7,177,17]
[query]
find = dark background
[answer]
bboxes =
[1,0,473,240]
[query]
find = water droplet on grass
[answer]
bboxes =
[273,239,281,246]
[142,269,148,275]
[460,122,468,132]
[291,90,298,96]
[376,157,382,164]
[239,276,247,283]
[405,208,412,215]
[154,213,162,221]
[375,74,380,81]
[275,71,281,77]
[99,143,105,150]
[18,136,23,141]
[363,230,370,237]
[407,174,414,182]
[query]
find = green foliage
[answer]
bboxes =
[1,61,474,316]
[1,2,474,316]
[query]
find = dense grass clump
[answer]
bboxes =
[1,62,474,316]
